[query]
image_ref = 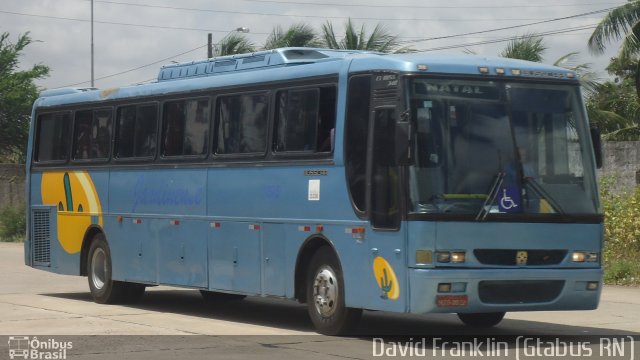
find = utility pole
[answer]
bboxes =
[207,28,249,58]
[207,33,213,58]
[91,0,94,87]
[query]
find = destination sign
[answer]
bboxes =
[413,81,500,100]
[374,73,399,89]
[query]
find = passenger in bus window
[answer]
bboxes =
[75,122,91,160]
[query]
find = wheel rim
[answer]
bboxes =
[312,266,339,318]
[91,248,107,290]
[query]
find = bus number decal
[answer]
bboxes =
[373,256,400,300]
[41,171,103,254]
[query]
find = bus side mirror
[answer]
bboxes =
[590,126,603,169]
[395,116,414,166]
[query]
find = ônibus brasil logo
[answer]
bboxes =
[8,336,72,359]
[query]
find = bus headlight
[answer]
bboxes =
[436,251,466,263]
[572,251,598,262]
[451,252,466,263]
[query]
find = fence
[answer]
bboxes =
[599,141,640,194]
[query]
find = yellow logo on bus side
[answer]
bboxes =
[373,256,400,300]
[41,171,103,254]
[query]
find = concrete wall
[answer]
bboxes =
[0,164,25,209]
[598,141,640,194]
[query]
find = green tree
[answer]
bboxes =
[263,23,321,49]
[499,33,547,62]
[215,33,255,56]
[321,18,408,53]
[0,32,49,162]
[588,1,640,60]
[586,56,640,140]
[588,1,640,98]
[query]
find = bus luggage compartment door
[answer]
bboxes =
[208,221,261,295]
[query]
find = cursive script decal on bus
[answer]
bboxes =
[132,176,204,212]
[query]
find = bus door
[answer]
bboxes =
[362,73,407,312]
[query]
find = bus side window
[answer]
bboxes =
[317,87,337,152]
[345,76,371,214]
[274,89,319,152]
[215,93,268,155]
[72,109,112,161]
[273,86,336,154]
[162,99,210,157]
[115,104,158,159]
[35,112,71,162]
[135,104,158,157]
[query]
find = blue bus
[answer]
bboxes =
[25,48,603,335]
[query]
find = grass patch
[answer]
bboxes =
[0,203,25,242]
[601,178,640,285]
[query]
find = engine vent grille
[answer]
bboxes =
[32,208,51,265]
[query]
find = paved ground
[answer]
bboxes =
[1,242,638,359]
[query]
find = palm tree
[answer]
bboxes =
[553,52,600,97]
[215,33,255,56]
[497,34,600,96]
[320,18,409,53]
[497,34,618,132]
[588,1,640,60]
[588,2,640,139]
[499,33,547,62]
[263,23,321,49]
[588,1,640,97]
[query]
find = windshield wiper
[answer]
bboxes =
[475,172,505,221]
[523,177,564,214]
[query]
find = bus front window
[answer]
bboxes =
[408,78,599,218]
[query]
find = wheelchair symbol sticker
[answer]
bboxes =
[499,186,521,213]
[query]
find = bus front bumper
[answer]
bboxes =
[408,268,602,314]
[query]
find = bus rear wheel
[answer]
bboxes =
[87,233,128,304]
[306,246,361,335]
[457,312,506,328]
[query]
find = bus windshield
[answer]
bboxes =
[407,78,599,217]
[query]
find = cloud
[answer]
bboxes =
[1,0,625,89]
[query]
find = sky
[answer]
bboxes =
[0,0,627,90]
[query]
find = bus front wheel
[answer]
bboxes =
[306,246,362,335]
[457,312,506,328]
[87,233,128,304]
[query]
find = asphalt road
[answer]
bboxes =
[1,242,638,359]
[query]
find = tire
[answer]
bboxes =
[87,233,127,304]
[199,290,246,302]
[306,246,362,335]
[457,312,506,328]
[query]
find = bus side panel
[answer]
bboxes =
[109,169,207,216]
[209,221,261,294]
[109,169,207,285]
[158,218,208,288]
[108,215,158,284]
[339,224,408,313]
[207,166,357,220]
[261,223,286,297]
